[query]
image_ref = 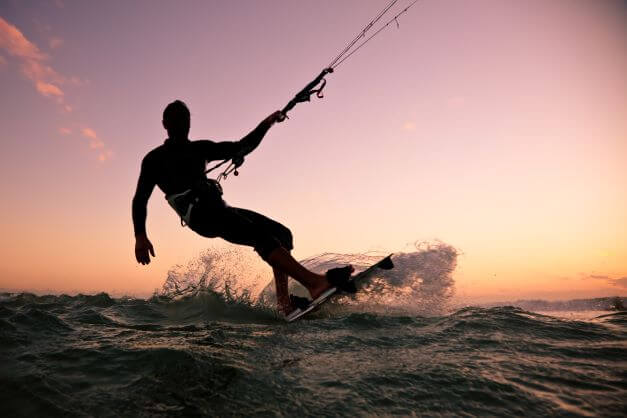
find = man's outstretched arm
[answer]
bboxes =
[204,110,284,161]
[132,157,156,265]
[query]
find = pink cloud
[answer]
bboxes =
[81,127,111,157]
[1,17,113,163]
[0,17,66,100]
[0,55,6,67]
[82,127,97,139]
[82,127,104,149]
[20,59,62,83]
[36,80,64,97]
[0,17,45,60]
[98,150,114,162]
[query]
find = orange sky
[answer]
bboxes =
[1,0,625,301]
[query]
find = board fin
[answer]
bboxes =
[377,255,394,270]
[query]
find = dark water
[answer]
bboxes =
[1,291,626,417]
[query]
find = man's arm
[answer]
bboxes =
[203,111,284,161]
[132,157,156,265]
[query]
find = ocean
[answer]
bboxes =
[1,246,625,417]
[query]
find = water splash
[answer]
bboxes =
[158,241,458,317]
[158,246,271,307]
[261,241,458,316]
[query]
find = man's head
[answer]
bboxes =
[162,100,190,139]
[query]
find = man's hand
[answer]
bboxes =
[135,234,155,265]
[263,110,286,126]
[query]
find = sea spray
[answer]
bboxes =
[270,241,459,316]
[159,246,272,303]
[160,241,459,317]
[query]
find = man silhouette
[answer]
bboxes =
[132,100,354,315]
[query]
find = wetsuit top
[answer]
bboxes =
[132,121,271,236]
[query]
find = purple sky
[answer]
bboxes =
[1,0,626,301]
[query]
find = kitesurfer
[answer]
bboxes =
[132,100,354,315]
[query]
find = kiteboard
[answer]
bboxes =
[285,254,395,322]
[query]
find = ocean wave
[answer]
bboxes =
[1,291,625,416]
[1,234,625,418]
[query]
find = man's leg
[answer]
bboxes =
[273,267,290,314]
[189,205,350,305]
[267,247,337,300]
[217,208,337,299]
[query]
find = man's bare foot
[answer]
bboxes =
[308,265,355,299]
[278,295,311,316]
[308,274,331,300]
[277,300,292,316]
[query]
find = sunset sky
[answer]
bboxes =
[1,0,625,302]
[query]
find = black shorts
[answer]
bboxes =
[188,201,293,260]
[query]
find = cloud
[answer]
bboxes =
[81,127,112,160]
[610,277,627,288]
[82,127,104,149]
[0,17,67,99]
[36,80,64,97]
[0,17,45,60]
[82,127,97,140]
[586,274,627,288]
[98,150,114,162]
[1,17,112,162]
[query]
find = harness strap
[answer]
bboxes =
[166,189,196,227]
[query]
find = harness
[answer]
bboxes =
[166,179,224,227]
[166,190,195,226]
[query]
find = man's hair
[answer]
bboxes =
[163,100,190,124]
